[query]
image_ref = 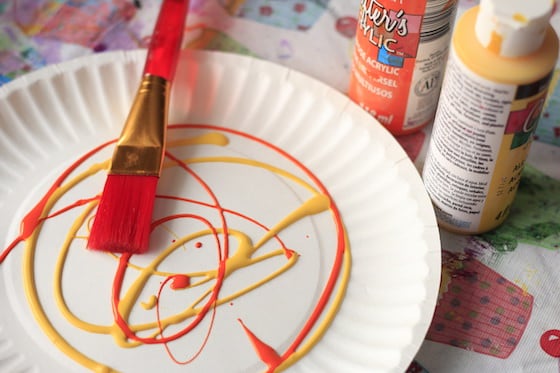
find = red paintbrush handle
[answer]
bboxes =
[143,0,189,81]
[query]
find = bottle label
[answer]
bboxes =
[348,0,457,134]
[422,46,553,233]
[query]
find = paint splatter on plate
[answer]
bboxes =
[0,50,440,372]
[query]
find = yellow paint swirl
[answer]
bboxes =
[4,124,350,372]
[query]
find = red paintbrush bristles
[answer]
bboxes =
[87,175,158,254]
[86,0,188,254]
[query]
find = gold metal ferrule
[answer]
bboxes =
[110,74,170,176]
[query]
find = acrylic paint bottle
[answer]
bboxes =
[348,0,458,135]
[422,0,559,234]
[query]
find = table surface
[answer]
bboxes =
[1,1,560,372]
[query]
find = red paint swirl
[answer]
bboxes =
[0,123,349,372]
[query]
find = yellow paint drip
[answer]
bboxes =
[513,13,528,23]
[141,295,158,310]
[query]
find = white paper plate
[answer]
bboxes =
[0,50,440,372]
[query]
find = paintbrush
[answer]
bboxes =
[87,0,189,254]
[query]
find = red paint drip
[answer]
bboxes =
[284,248,295,259]
[0,239,20,264]
[169,274,190,290]
[195,242,203,249]
[238,319,282,372]
[47,197,99,219]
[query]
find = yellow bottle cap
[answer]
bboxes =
[475,0,554,57]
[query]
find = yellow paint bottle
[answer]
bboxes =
[422,0,559,234]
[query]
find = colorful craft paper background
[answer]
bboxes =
[1,1,559,371]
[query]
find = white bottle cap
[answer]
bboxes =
[475,0,554,57]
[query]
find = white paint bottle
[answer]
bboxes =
[422,0,559,234]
